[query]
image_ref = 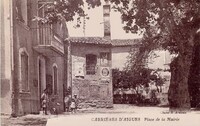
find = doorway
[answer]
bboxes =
[38,57,46,108]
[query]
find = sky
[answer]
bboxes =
[67,4,142,39]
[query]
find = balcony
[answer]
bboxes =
[33,25,64,57]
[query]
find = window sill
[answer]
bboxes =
[74,76,85,79]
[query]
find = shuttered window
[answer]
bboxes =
[86,54,97,75]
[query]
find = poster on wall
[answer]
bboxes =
[100,67,110,78]
[100,67,111,84]
[100,52,109,65]
[74,61,84,77]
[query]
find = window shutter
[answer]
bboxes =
[86,54,97,75]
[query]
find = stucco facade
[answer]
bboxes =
[1,0,13,115]
[112,46,132,70]
[111,39,141,70]
[1,0,66,116]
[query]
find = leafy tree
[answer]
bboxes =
[112,68,153,89]
[108,0,200,110]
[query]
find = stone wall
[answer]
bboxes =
[70,44,113,108]
[72,79,113,108]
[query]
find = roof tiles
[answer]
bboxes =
[68,37,141,46]
[69,37,110,45]
[111,39,141,46]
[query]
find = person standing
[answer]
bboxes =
[64,94,71,112]
[41,89,48,115]
[70,98,76,113]
[70,94,78,113]
[74,94,78,111]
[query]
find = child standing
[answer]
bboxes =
[70,98,76,113]
[70,94,78,113]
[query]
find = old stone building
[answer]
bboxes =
[1,0,67,116]
[67,37,113,108]
[64,4,113,108]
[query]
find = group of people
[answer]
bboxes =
[64,94,78,113]
[41,89,78,115]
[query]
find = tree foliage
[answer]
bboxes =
[112,68,166,89]
[112,68,152,89]
[109,0,200,54]
[35,0,102,26]
[109,0,200,110]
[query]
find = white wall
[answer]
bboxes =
[1,0,12,79]
[147,50,173,70]
[1,0,13,115]
[112,48,173,72]
[112,46,131,70]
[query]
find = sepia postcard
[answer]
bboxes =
[1,0,200,126]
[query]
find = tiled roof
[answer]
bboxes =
[69,37,111,45]
[111,39,141,46]
[68,37,141,46]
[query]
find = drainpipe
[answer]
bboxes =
[11,0,18,117]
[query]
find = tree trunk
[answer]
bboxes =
[188,35,200,108]
[168,47,193,111]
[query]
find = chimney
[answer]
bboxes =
[103,3,111,38]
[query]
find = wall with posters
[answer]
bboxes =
[69,42,113,108]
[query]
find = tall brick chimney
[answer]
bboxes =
[103,3,111,38]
